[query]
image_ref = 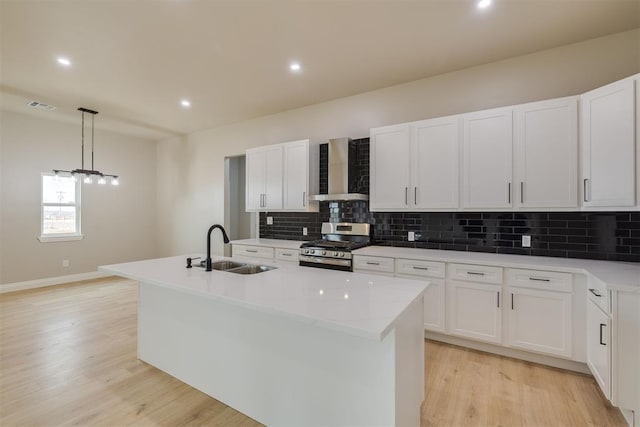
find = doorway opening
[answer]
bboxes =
[224,155,255,256]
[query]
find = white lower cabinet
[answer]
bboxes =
[587,296,611,400]
[506,287,573,358]
[447,280,502,344]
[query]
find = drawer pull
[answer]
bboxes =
[511,293,514,310]
[467,271,485,276]
[599,323,606,346]
[529,277,551,282]
[246,249,258,253]
[589,288,602,297]
[412,266,429,271]
[366,261,380,265]
[281,253,292,257]
[497,291,500,308]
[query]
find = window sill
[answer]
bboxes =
[38,234,84,243]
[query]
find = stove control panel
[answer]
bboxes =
[299,248,352,259]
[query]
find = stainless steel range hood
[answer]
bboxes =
[309,137,369,202]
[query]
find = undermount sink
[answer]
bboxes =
[210,260,246,271]
[208,260,276,275]
[227,265,277,275]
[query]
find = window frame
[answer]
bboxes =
[38,172,83,242]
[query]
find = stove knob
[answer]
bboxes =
[340,253,345,257]
[333,252,339,257]
[322,251,327,255]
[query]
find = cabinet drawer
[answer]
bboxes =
[275,248,298,261]
[505,268,572,293]
[395,258,445,279]
[586,276,610,314]
[352,255,394,273]
[448,263,503,284]
[232,245,274,259]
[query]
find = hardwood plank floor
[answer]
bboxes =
[0,277,626,426]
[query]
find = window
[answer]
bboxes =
[38,173,82,242]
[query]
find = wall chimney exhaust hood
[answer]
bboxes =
[309,137,368,202]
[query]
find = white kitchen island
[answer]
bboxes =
[100,256,428,427]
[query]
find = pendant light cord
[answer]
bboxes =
[81,110,85,170]
[91,113,95,171]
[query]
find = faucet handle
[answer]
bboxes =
[186,257,201,268]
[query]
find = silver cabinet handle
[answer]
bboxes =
[497,291,500,308]
[412,266,429,271]
[414,187,417,205]
[508,182,511,204]
[511,293,514,310]
[303,191,306,207]
[467,271,485,276]
[529,277,551,282]
[520,182,524,203]
[405,187,408,205]
[246,249,258,253]
[589,288,602,297]
[583,178,589,202]
[281,253,292,257]
[599,323,606,346]
[366,261,380,265]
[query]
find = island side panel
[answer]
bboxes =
[137,281,421,426]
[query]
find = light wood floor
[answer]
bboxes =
[0,277,626,427]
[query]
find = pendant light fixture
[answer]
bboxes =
[53,107,119,186]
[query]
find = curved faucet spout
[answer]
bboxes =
[206,224,230,271]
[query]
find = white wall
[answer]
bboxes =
[157,29,640,257]
[0,110,159,285]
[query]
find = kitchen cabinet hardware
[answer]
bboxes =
[302,192,306,207]
[405,187,408,205]
[412,266,429,270]
[467,271,485,276]
[246,249,258,253]
[529,277,551,282]
[508,182,511,204]
[589,288,603,297]
[511,293,514,310]
[497,291,500,308]
[599,323,606,345]
[366,261,380,265]
[414,187,417,205]
[583,179,588,202]
[281,253,292,257]
[520,182,524,203]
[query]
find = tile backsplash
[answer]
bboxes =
[259,139,639,262]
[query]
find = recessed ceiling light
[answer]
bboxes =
[477,0,492,9]
[180,99,191,108]
[57,57,71,67]
[289,62,301,72]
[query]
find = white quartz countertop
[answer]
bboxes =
[100,255,427,341]
[230,239,306,250]
[353,246,640,292]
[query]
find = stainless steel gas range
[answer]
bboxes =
[299,222,371,271]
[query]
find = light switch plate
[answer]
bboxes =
[302,227,308,236]
[408,231,415,242]
[63,259,69,268]
[522,235,531,247]
[266,216,273,225]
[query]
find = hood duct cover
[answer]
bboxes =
[309,137,368,201]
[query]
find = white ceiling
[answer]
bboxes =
[1,0,639,140]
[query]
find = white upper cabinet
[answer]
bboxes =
[580,77,636,207]
[246,139,317,212]
[370,124,411,210]
[514,97,578,209]
[411,116,460,209]
[283,139,317,211]
[462,107,513,209]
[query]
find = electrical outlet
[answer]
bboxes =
[62,259,69,268]
[302,227,308,236]
[522,235,531,248]
[408,231,415,242]
[266,216,273,225]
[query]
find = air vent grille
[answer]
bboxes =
[27,101,56,111]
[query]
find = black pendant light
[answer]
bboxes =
[53,107,119,186]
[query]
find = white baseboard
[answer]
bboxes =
[425,331,591,374]
[0,271,112,294]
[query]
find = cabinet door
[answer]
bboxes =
[448,280,502,344]
[506,287,572,358]
[263,145,283,210]
[581,78,635,207]
[370,124,411,210]
[245,149,266,211]
[514,97,578,208]
[423,278,445,333]
[411,117,460,209]
[586,298,611,399]
[283,140,309,210]
[462,107,513,209]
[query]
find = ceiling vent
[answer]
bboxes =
[27,101,56,111]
